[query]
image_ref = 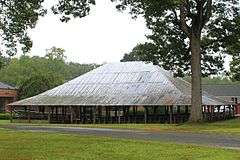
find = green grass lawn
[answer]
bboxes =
[3,118,240,136]
[0,128,239,160]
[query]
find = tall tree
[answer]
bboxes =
[109,0,239,122]
[121,41,224,77]
[45,46,67,61]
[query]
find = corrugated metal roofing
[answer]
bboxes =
[202,84,240,97]
[10,62,228,106]
[0,82,16,90]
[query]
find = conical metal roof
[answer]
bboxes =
[9,62,227,106]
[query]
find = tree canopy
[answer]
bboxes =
[121,41,224,77]
[229,16,240,82]
[0,0,46,56]
[0,47,98,99]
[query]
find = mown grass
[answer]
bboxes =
[2,118,240,136]
[0,128,239,160]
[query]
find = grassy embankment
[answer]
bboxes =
[0,127,239,160]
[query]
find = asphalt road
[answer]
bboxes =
[4,125,240,149]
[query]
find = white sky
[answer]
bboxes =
[26,0,148,64]
[20,0,230,70]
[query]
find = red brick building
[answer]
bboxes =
[0,82,17,112]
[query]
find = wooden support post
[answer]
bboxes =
[177,106,180,114]
[104,106,106,124]
[153,106,157,123]
[83,107,86,124]
[118,106,121,124]
[98,106,102,123]
[93,107,96,124]
[234,105,237,115]
[144,107,148,124]
[127,106,130,123]
[110,107,113,124]
[105,107,108,124]
[185,106,189,114]
[42,106,45,115]
[133,106,136,123]
[114,106,117,123]
[229,105,232,117]
[27,107,31,123]
[70,106,73,124]
[135,106,138,123]
[202,105,205,120]
[223,105,226,119]
[61,107,64,123]
[56,107,58,117]
[169,106,173,124]
[232,105,235,116]
[48,106,51,123]
[78,106,81,123]
[123,107,126,123]
[10,106,13,123]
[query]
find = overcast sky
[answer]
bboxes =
[23,0,231,70]
[26,0,148,64]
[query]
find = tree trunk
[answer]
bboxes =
[189,34,203,122]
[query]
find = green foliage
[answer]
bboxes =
[183,76,240,85]
[230,55,240,81]
[0,113,10,120]
[121,42,224,77]
[0,48,98,99]
[119,0,240,77]
[45,46,67,61]
[228,16,240,82]
[0,56,10,70]
[18,73,64,99]
[0,0,46,56]
[51,0,96,22]
[202,77,240,85]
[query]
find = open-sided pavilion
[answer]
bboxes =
[9,62,234,123]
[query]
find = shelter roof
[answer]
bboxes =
[10,62,228,106]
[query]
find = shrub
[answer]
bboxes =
[0,113,10,120]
